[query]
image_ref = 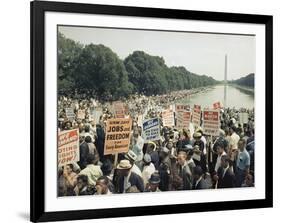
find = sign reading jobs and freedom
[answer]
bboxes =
[202,110,220,136]
[142,118,161,142]
[104,118,132,155]
[58,129,79,167]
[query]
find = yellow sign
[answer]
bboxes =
[104,118,132,155]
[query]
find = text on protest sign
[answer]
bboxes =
[213,101,222,110]
[239,112,249,124]
[175,104,190,112]
[162,109,175,127]
[142,118,161,142]
[192,105,201,127]
[58,129,80,167]
[202,110,220,136]
[104,118,132,155]
[113,101,126,118]
[90,108,103,124]
[77,109,86,120]
[176,111,191,129]
[65,107,75,121]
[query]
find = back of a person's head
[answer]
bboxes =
[97,176,109,185]
[101,159,113,175]
[193,166,203,176]
[77,174,88,184]
[86,154,96,165]
[84,125,90,132]
[85,135,92,143]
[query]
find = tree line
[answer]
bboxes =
[230,73,255,88]
[58,32,218,101]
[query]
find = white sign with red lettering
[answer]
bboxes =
[192,105,201,127]
[202,110,220,136]
[176,111,191,129]
[113,101,125,118]
[175,104,190,112]
[162,109,175,127]
[58,129,80,167]
[213,101,222,110]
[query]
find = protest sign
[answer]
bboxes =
[58,129,79,167]
[176,111,191,129]
[192,104,201,127]
[77,109,85,120]
[162,109,175,127]
[90,108,103,124]
[65,107,75,121]
[175,104,190,112]
[239,112,249,124]
[137,114,143,127]
[113,101,125,118]
[142,118,161,142]
[104,118,132,155]
[202,110,220,136]
[213,101,222,110]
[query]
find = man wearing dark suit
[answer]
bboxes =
[192,166,209,190]
[116,160,144,193]
[216,155,236,188]
[174,150,192,190]
[78,137,89,170]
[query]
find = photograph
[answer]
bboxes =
[57,25,256,197]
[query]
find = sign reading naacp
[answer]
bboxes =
[58,129,79,167]
[65,107,75,121]
[213,101,222,110]
[77,109,86,120]
[239,112,249,124]
[176,111,191,129]
[162,109,175,127]
[192,104,201,127]
[113,101,125,118]
[175,104,190,112]
[202,110,220,136]
[142,118,161,142]
[104,118,132,155]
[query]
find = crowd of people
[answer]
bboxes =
[58,90,255,196]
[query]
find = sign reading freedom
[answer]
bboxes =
[58,129,80,167]
[104,118,132,155]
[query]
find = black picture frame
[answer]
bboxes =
[30,0,273,222]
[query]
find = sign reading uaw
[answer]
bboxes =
[104,118,132,155]
[202,110,220,136]
[58,129,80,167]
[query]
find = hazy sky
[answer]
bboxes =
[59,26,255,80]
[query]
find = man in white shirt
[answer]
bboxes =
[125,150,142,177]
[142,154,156,186]
[215,143,227,172]
[132,128,144,162]
[79,154,103,186]
[229,126,240,151]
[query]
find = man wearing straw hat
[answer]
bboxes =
[116,160,144,193]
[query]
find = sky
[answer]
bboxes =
[59,26,255,81]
